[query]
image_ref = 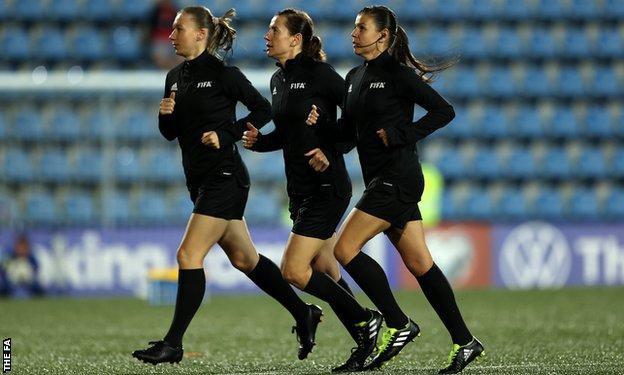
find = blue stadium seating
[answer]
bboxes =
[2,149,34,182]
[40,149,71,182]
[472,148,501,179]
[528,28,557,58]
[3,26,31,61]
[81,0,114,22]
[0,112,6,140]
[135,191,167,223]
[24,190,57,225]
[604,187,624,219]
[464,188,493,219]
[168,189,193,223]
[13,106,45,141]
[143,149,181,182]
[13,0,47,21]
[501,0,531,20]
[442,106,472,138]
[567,188,600,220]
[595,28,623,58]
[520,66,552,97]
[35,27,67,61]
[115,0,153,20]
[593,66,620,97]
[496,27,523,58]
[70,27,106,61]
[441,189,462,219]
[556,66,585,97]
[612,149,624,177]
[496,188,528,220]
[48,106,81,141]
[48,0,79,21]
[581,106,613,138]
[424,28,453,56]
[116,108,155,141]
[82,109,113,139]
[436,148,465,179]
[487,67,515,97]
[1,0,623,227]
[533,188,565,219]
[545,106,580,138]
[569,0,600,19]
[245,187,282,225]
[511,106,544,138]
[560,29,591,58]
[574,147,608,179]
[456,28,488,58]
[111,27,143,61]
[103,191,130,224]
[539,147,572,179]
[115,149,142,182]
[604,0,624,18]
[63,192,96,224]
[474,106,509,139]
[504,147,536,179]
[74,148,104,183]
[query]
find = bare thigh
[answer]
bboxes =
[310,234,341,281]
[217,218,260,273]
[334,208,392,265]
[281,233,326,289]
[176,213,229,269]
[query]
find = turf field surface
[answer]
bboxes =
[1,287,622,374]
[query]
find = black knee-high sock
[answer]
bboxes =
[246,254,308,321]
[303,271,369,326]
[337,277,354,297]
[416,263,472,345]
[163,268,205,347]
[344,252,409,328]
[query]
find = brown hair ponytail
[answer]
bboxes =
[180,6,237,58]
[277,8,326,62]
[359,6,457,82]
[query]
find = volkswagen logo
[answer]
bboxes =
[500,222,571,288]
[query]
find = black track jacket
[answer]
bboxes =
[158,50,271,189]
[328,51,455,202]
[252,53,351,198]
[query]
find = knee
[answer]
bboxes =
[281,264,307,290]
[229,253,256,273]
[334,239,357,266]
[404,255,433,277]
[176,247,202,268]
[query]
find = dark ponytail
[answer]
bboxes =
[359,6,456,82]
[180,6,237,58]
[277,8,326,62]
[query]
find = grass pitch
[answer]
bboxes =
[1,287,623,374]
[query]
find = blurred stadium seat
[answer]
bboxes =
[0,0,622,227]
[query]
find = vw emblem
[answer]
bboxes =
[500,222,571,288]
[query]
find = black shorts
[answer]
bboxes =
[190,172,249,220]
[355,179,423,230]
[289,185,350,240]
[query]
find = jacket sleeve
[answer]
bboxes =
[252,127,284,152]
[317,67,356,146]
[158,72,178,141]
[384,69,455,147]
[218,67,272,148]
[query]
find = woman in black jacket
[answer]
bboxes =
[307,6,484,374]
[132,6,320,365]
[242,9,383,371]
